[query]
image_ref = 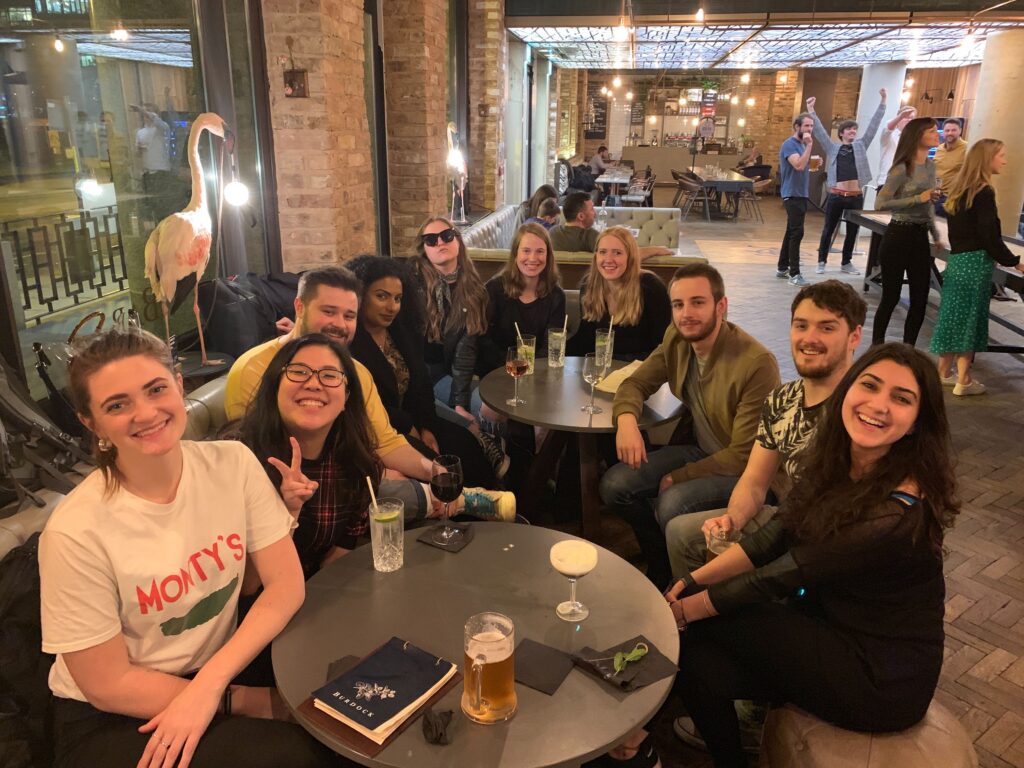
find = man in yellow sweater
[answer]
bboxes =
[600,263,780,587]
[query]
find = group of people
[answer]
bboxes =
[777,92,1022,396]
[38,122,1014,766]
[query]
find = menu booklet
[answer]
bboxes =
[310,636,458,745]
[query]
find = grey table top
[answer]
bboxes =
[691,166,754,192]
[272,524,680,768]
[477,358,682,433]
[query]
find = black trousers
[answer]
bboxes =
[407,417,497,488]
[871,221,934,346]
[777,197,808,276]
[817,193,864,264]
[677,603,935,768]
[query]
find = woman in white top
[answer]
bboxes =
[39,328,332,768]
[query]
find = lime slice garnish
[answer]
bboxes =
[372,510,400,523]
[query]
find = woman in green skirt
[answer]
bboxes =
[930,139,1023,396]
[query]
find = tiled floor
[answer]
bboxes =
[593,198,1024,767]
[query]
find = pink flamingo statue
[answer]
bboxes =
[144,112,229,366]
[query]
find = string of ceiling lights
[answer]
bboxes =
[50,20,131,53]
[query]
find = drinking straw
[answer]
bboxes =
[514,321,524,345]
[366,476,379,514]
[608,315,615,335]
[562,313,569,335]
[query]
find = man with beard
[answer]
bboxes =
[224,266,514,520]
[665,280,865,754]
[599,264,780,588]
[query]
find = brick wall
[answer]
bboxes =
[381,0,450,255]
[555,68,581,161]
[833,69,863,123]
[262,0,377,270]
[467,0,506,210]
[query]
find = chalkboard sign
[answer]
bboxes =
[585,81,608,139]
[630,99,645,126]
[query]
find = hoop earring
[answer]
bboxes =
[97,437,112,452]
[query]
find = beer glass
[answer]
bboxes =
[809,155,822,172]
[705,527,743,563]
[462,612,517,724]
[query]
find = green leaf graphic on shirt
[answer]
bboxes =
[160,576,239,637]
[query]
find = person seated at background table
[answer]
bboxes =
[525,197,561,229]
[514,183,558,229]
[224,266,508,521]
[590,144,614,176]
[667,280,865,752]
[599,263,780,588]
[40,328,334,768]
[549,192,674,261]
[930,139,1024,396]
[238,334,514,580]
[566,226,672,364]
[666,343,957,768]
[346,254,501,485]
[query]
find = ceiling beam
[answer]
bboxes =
[792,23,908,65]
[710,23,767,67]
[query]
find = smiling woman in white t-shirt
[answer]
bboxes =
[39,329,333,768]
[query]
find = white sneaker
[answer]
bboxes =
[815,263,825,274]
[775,269,789,279]
[789,274,809,286]
[840,263,861,275]
[940,372,957,387]
[953,380,986,396]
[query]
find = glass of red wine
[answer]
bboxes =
[505,346,528,407]
[430,454,464,545]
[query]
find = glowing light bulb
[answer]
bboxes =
[224,180,250,207]
[613,21,629,42]
[613,76,622,88]
[691,117,699,126]
[76,177,100,195]
[746,97,755,106]
[740,72,750,84]
[737,118,746,127]
[601,86,608,95]
[904,77,915,88]
[678,94,686,105]
[110,23,129,42]
[901,90,912,103]
[695,6,705,22]
[730,95,739,105]
[649,115,657,125]
[779,73,788,83]
[54,36,64,52]
[626,91,633,101]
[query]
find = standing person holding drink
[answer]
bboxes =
[930,139,1024,396]
[871,118,947,347]
[806,90,888,276]
[776,113,816,285]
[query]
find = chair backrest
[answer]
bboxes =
[671,169,685,182]
[753,178,774,193]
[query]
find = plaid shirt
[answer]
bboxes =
[294,452,373,577]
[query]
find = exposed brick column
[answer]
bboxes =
[467,0,506,209]
[262,0,376,270]
[381,0,449,254]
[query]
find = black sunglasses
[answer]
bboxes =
[421,228,458,247]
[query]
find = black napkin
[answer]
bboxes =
[422,707,455,744]
[573,634,677,692]
[514,638,574,695]
[416,522,474,552]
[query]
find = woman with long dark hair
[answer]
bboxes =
[871,117,945,346]
[347,255,500,486]
[665,343,958,767]
[40,329,331,768]
[515,183,558,227]
[930,139,1024,396]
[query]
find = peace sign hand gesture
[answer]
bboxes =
[268,436,318,516]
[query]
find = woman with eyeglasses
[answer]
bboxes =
[347,255,500,487]
[410,216,491,430]
[566,226,671,362]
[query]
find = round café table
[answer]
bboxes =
[477,358,682,540]
[273,524,680,768]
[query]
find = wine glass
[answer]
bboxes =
[581,353,603,414]
[549,539,599,622]
[505,345,528,406]
[430,455,464,545]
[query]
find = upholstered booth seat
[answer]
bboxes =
[761,701,978,768]
[461,205,521,250]
[602,208,679,249]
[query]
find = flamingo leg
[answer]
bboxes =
[193,287,223,366]
[161,302,171,346]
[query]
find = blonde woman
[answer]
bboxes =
[930,139,1023,396]
[567,226,671,362]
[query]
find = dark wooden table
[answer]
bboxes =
[477,358,681,541]
[691,166,754,220]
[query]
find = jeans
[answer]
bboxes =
[817,193,864,265]
[380,478,428,520]
[777,197,808,276]
[599,444,740,588]
[871,221,934,346]
[665,503,778,579]
[433,375,483,427]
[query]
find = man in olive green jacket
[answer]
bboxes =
[600,264,780,587]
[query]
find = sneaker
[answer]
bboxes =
[789,274,809,286]
[581,734,661,768]
[953,380,986,396]
[461,488,516,521]
[940,371,957,387]
[840,262,861,275]
[815,262,826,274]
[775,269,789,279]
[477,431,511,480]
[673,716,761,755]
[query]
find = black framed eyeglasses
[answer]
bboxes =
[421,228,458,247]
[282,363,346,388]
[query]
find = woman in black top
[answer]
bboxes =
[930,139,1024,396]
[666,343,958,767]
[347,255,497,487]
[480,223,566,372]
[566,226,671,362]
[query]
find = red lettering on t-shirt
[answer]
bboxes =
[226,533,244,561]
[134,533,240,614]
[202,543,224,572]
[137,580,163,615]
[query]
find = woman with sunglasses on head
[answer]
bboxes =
[39,329,333,768]
[871,117,947,347]
[663,343,958,767]
[347,255,499,487]
[566,226,671,362]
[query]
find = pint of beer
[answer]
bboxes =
[462,612,517,724]
[809,155,822,172]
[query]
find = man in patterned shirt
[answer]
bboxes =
[665,279,866,577]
